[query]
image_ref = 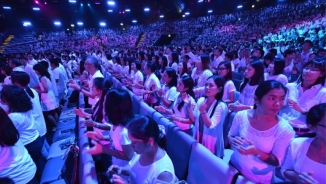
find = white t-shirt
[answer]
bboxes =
[23,64,39,88]
[279,83,326,129]
[172,94,196,130]
[264,73,288,85]
[222,80,236,102]
[132,70,144,97]
[281,138,326,183]
[88,70,104,106]
[8,112,40,145]
[144,73,161,104]
[3,76,11,85]
[229,110,294,183]
[129,151,176,184]
[52,67,67,94]
[0,140,36,184]
[239,83,258,106]
[159,85,178,108]
[27,88,47,136]
[110,125,132,167]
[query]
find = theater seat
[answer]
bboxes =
[187,143,239,184]
[41,156,66,184]
[223,112,237,148]
[166,124,196,181]
[47,137,75,160]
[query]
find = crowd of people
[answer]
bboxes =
[0,0,326,183]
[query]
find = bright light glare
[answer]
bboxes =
[3,6,11,9]
[237,5,243,8]
[77,22,83,25]
[69,0,76,3]
[125,9,130,12]
[54,21,61,25]
[107,1,115,5]
[160,15,164,18]
[23,22,31,26]
[208,10,213,13]
[100,22,106,26]
[33,7,40,10]
[132,20,137,23]
[144,8,150,11]
[108,9,113,12]
[185,12,190,15]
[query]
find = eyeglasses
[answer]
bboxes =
[217,68,227,71]
[303,66,321,72]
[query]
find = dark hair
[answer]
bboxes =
[254,80,287,109]
[298,57,325,87]
[218,61,233,81]
[225,52,234,61]
[92,77,113,123]
[49,57,60,67]
[104,88,133,126]
[283,49,295,57]
[33,63,51,81]
[304,40,313,48]
[180,61,189,76]
[240,60,264,93]
[127,115,166,149]
[160,56,168,73]
[306,103,326,128]
[146,61,156,73]
[207,75,225,101]
[10,58,21,67]
[170,52,179,67]
[87,56,100,69]
[165,68,178,87]
[39,60,49,70]
[0,177,15,184]
[0,107,20,147]
[1,65,12,76]
[132,60,141,70]
[272,58,286,75]
[0,85,33,113]
[10,71,35,98]
[200,54,210,70]
[178,75,195,111]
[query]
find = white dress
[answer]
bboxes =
[229,110,294,183]
[239,83,258,106]
[222,80,236,102]
[39,76,57,111]
[281,138,326,183]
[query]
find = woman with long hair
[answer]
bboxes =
[85,89,135,169]
[279,58,326,135]
[155,75,196,135]
[0,85,44,180]
[109,116,176,184]
[192,75,228,157]
[217,61,236,103]
[156,68,178,109]
[191,54,213,98]
[228,80,294,183]
[0,107,37,184]
[228,60,264,111]
[264,58,288,85]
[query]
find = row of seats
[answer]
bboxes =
[40,72,249,184]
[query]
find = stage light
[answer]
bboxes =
[100,22,106,26]
[33,7,40,10]
[160,15,164,18]
[54,21,61,25]
[125,9,130,12]
[35,1,39,4]
[107,1,115,5]
[23,22,31,26]
[77,22,83,25]
[69,0,76,3]
[185,12,190,15]
[71,24,74,27]
[120,23,123,26]
[144,8,150,11]
[3,6,11,9]
[132,20,137,23]
[237,5,243,8]
[208,10,213,13]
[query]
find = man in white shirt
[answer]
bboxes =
[50,58,67,108]
[9,59,24,72]
[19,57,39,88]
[69,56,104,108]
[211,48,224,73]
[27,54,38,66]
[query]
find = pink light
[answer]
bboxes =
[95,2,100,4]
[44,2,47,4]
[35,0,39,4]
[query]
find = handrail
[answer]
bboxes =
[0,40,38,48]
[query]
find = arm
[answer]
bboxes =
[102,144,134,161]
[39,77,48,93]
[223,91,235,103]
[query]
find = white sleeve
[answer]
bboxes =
[272,122,294,164]
[208,103,226,129]
[228,111,242,136]
[119,127,132,145]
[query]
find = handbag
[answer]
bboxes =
[60,144,79,184]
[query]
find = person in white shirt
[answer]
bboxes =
[27,53,38,66]
[85,89,135,168]
[282,103,326,184]
[228,80,294,183]
[109,116,176,184]
[50,58,67,107]
[19,57,39,88]
[1,65,12,86]
[217,61,236,103]
[8,58,24,72]
[264,58,288,85]
[155,75,196,135]
[1,85,44,180]
[301,40,313,64]
[192,54,213,98]
[211,48,224,73]
[0,107,37,184]
[279,58,326,135]
[229,60,264,111]
[142,61,161,107]
[124,61,144,98]
[156,68,178,109]
[193,76,228,157]
[69,56,104,107]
